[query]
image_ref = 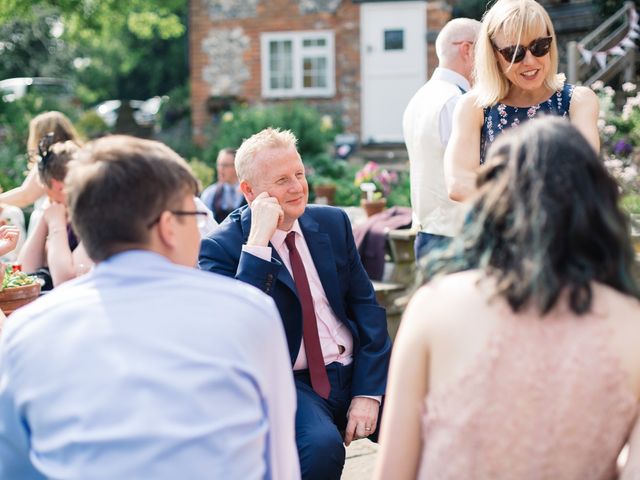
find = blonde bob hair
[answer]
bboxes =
[473,0,564,107]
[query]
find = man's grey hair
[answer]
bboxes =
[435,18,481,64]
[235,127,298,182]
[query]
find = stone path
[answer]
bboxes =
[342,439,379,479]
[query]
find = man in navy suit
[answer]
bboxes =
[199,128,391,480]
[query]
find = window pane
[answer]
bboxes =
[302,56,328,88]
[384,29,404,50]
[303,38,326,48]
[268,39,293,90]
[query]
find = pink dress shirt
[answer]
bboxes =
[244,221,354,369]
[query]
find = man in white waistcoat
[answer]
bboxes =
[403,18,480,260]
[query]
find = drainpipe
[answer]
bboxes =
[567,40,578,84]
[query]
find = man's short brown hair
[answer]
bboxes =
[65,135,199,262]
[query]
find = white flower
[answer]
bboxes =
[603,86,615,97]
[591,80,604,91]
[604,158,624,169]
[603,125,617,135]
[222,111,234,122]
[597,118,606,130]
[622,82,637,93]
[621,165,638,183]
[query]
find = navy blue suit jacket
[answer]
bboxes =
[199,204,391,397]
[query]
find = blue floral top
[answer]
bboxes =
[480,83,574,164]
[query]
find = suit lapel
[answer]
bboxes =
[299,212,343,315]
[240,206,296,294]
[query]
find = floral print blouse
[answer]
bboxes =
[480,83,574,164]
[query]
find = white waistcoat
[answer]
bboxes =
[403,78,466,237]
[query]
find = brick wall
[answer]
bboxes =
[427,2,452,77]
[190,0,451,144]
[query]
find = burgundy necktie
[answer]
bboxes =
[285,231,331,399]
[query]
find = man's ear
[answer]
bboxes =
[240,180,255,203]
[461,41,474,61]
[155,211,179,250]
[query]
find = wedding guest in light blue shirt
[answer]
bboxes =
[201,147,247,223]
[0,136,300,480]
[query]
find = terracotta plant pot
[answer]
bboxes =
[314,184,337,205]
[361,198,387,217]
[0,283,41,316]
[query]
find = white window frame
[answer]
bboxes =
[261,30,335,98]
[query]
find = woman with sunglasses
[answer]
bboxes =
[375,118,640,480]
[444,0,600,202]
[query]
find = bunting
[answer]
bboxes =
[577,6,639,69]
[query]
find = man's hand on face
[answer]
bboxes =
[343,397,380,446]
[247,192,284,247]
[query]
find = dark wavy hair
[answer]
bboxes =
[423,117,640,315]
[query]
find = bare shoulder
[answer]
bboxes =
[406,270,488,331]
[452,91,484,130]
[594,282,640,320]
[571,85,599,108]
[457,91,483,114]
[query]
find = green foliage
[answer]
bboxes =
[205,102,340,166]
[386,171,411,208]
[75,110,108,139]
[0,93,81,190]
[0,2,188,105]
[0,6,74,80]
[621,194,640,214]
[158,84,190,129]
[452,0,488,20]
[188,159,214,192]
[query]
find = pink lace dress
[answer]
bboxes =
[419,310,639,479]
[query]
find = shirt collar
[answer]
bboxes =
[431,67,471,92]
[271,219,302,251]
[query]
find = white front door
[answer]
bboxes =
[360,1,426,143]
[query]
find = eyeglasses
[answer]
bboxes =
[493,36,553,63]
[37,132,56,173]
[147,209,209,230]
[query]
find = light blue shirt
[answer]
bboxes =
[0,250,300,480]
[201,182,243,212]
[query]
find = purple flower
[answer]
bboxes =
[614,140,633,156]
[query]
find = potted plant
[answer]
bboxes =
[0,265,41,317]
[354,161,398,216]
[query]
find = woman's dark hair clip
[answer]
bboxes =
[37,132,56,172]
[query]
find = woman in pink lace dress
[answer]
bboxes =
[375,118,640,480]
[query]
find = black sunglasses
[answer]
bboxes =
[493,36,553,63]
[37,132,56,173]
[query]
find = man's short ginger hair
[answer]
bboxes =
[234,128,298,183]
[65,135,199,262]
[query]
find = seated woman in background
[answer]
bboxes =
[0,111,83,235]
[18,137,92,289]
[375,118,640,479]
[444,0,599,202]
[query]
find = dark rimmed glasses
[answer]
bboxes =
[493,36,553,63]
[147,205,209,230]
